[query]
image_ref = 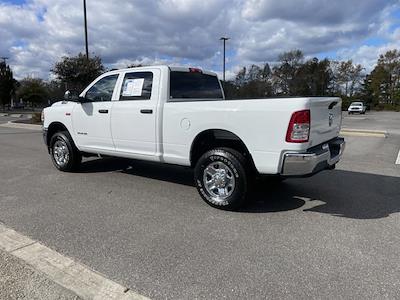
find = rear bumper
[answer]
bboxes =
[281,137,345,176]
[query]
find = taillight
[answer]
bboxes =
[286,109,310,143]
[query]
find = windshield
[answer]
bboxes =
[351,102,363,106]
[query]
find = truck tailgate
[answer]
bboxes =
[309,97,342,147]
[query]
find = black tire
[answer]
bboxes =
[194,148,248,210]
[49,131,82,172]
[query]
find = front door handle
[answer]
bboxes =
[140,109,153,114]
[98,109,109,114]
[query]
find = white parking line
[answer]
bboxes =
[346,117,367,120]
[0,223,150,300]
[396,150,400,165]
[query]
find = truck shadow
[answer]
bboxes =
[79,157,194,186]
[78,157,400,220]
[240,170,399,219]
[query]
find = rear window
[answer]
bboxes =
[169,71,223,100]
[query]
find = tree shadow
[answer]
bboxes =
[78,157,400,219]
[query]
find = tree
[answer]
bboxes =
[296,58,332,96]
[222,81,240,99]
[260,63,272,82]
[336,60,353,96]
[348,64,364,97]
[363,50,400,107]
[329,60,363,97]
[234,67,247,86]
[359,74,374,107]
[273,49,304,95]
[246,64,262,82]
[368,65,390,105]
[376,50,400,105]
[0,61,16,109]
[272,51,332,96]
[17,78,48,106]
[225,48,400,110]
[228,63,274,99]
[51,53,104,92]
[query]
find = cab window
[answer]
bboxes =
[85,75,118,102]
[120,72,153,101]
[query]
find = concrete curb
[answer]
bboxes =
[0,121,42,131]
[0,249,81,299]
[0,223,150,300]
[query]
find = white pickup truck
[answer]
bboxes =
[42,66,345,210]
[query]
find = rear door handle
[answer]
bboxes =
[98,109,109,114]
[140,109,153,114]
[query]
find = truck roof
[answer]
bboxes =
[104,65,218,78]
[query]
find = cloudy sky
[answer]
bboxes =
[0,0,399,80]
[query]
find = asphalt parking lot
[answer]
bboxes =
[0,111,399,299]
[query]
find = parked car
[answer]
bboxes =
[348,101,366,114]
[42,66,345,210]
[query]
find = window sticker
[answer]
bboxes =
[122,78,145,97]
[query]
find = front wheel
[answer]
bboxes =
[194,148,248,210]
[50,131,82,172]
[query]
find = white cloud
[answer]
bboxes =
[0,0,399,79]
[338,40,400,73]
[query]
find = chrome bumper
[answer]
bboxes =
[281,137,345,176]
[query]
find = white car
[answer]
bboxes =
[42,66,345,210]
[348,101,366,114]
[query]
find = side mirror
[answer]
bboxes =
[64,90,72,100]
[64,90,83,102]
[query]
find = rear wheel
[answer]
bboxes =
[194,148,248,210]
[50,131,82,171]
